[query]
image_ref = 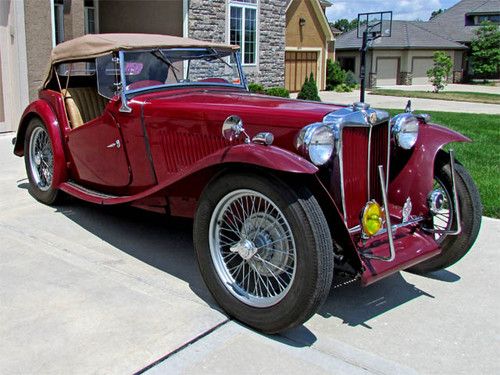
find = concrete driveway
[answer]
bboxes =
[1,133,499,374]
[311,90,500,114]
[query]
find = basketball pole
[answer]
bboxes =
[359,30,369,103]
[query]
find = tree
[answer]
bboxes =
[326,59,346,90]
[470,21,500,80]
[297,73,321,102]
[330,18,359,33]
[427,51,453,92]
[430,9,445,20]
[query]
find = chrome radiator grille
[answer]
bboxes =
[341,122,390,228]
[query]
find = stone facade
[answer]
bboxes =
[188,0,286,88]
[399,72,413,85]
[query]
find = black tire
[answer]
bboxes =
[24,118,60,205]
[409,151,482,274]
[193,172,334,334]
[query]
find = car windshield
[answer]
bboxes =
[119,48,243,92]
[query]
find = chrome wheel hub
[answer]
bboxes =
[29,127,53,192]
[430,178,453,242]
[230,239,258,260]
[209,189,296,308]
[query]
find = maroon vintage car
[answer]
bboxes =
[14,34,481,333]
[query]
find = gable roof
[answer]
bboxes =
[336,20,467,50]
[428,0,500,42]
[286,0,334,41]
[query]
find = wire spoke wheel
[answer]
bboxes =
[209,189,297,308]
[431,176,453,243]
[28,127,53,192]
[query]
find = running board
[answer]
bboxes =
[59,181,131,205]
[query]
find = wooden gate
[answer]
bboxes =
[285,51,318,92]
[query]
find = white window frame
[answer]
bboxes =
[84,0,99,34]
[51,0,64,46]
[228,0,259,67]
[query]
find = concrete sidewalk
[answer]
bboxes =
[313,90,500,114]
[379,83,499,94]
[1,133,499,374]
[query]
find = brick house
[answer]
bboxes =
[0,0,289,133]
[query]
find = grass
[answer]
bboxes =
[372,89,500,105]
[385,110,500,218]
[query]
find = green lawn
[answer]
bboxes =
[372,89,500,105]
[385,110,500,218]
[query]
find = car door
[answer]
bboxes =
[66,109,131,189]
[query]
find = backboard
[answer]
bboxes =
[357,11,393,39]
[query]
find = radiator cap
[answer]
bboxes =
[353,102,370,111]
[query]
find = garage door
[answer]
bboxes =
[412,58,434,85]
[285,51,318,92]
[376,58,399,86]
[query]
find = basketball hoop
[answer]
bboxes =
[357,11,393,103]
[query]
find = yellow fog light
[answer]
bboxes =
[361,201,383,237]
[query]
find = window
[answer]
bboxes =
[229,0,258,65]
[84,0,98,34]
[53,0,64,45]
[339,57,356,73]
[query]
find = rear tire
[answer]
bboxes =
[193,172,334,333]
[409,151,482,274]
[24,118,60,205]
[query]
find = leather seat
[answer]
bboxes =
[62,87,108,128]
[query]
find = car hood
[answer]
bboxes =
[140,88,346,129]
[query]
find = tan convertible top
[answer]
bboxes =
[43,33,238,87]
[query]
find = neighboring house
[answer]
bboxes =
[0,0,287,132]
[336,21,467,87]
[335,0,499,87]
[285,0,334,92]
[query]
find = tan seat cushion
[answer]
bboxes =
[62,87,108,128]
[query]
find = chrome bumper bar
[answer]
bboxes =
[363,165,396,261]
[362,150,462,262]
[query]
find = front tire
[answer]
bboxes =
[193,173,334,333]
[24,118,60,205]
[409,151,482,274]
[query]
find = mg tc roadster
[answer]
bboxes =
[14,34,482,333]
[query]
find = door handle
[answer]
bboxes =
[107,140,121,149]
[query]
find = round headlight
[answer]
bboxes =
[296,124,335,166]
[391,113,419,150]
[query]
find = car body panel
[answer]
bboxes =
[389,123,470,216]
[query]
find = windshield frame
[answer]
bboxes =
[119,47,247,97]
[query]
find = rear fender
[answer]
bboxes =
[389,123,470,215]
[14,99,68,188]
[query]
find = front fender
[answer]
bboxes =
[389,123,470,215]
[198,143,319,174]
[14,99,68,188]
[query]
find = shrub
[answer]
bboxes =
[427,51,453,92]
[334,83,352,93]
[297,73,321,101]
[248,82,266,94]
[345,70,357,88]
[326,59,346,91]
[470,21,500,79]
[265,87,290,98]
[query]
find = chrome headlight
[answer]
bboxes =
[295,123,335,166]
[391,113,419,150]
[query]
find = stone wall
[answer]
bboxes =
[188,0,286,88]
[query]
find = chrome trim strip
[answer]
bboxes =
[423,149,462,235]
[367,124,373,200]
[349,216,425,235]
[386,120,391,189]
[339,127,348,225]
[362,165,396,262]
